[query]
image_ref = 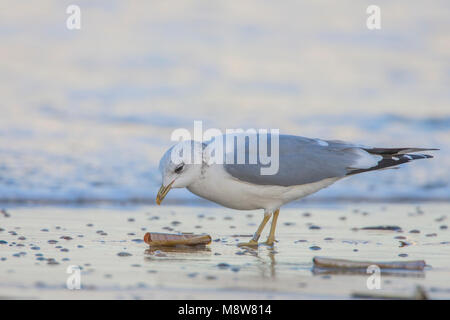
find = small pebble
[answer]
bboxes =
[1,209,11,217]
[361,225,402,231]
[117,252,132,257]
[153,250,167,257]
[399,241,412,247]
[47,259,59,265]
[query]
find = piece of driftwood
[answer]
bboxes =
[143,232,212,247]
[313,256,426,271]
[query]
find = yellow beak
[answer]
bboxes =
[156,180,174,205]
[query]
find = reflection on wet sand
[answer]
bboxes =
[144,245,211,255]
[143,246,212,263]
[253,248,277,279]
[312,267,425,278]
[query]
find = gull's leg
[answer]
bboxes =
[238,212,272,247]
[264,209,280,246]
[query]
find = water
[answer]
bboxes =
[0,1,449,203]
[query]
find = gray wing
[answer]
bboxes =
[218,134,362,186]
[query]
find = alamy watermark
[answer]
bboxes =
[366,5,381,30]
[66,265,81,290]
[66,5,81,30]
[366,265,381,290]
[169,121,280,176]
[65,5,380,32]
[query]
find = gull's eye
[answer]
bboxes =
[174,164,184,174]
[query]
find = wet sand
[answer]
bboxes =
[0,203,449,299]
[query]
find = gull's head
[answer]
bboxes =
[156,140,203,205]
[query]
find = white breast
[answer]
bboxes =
[187,164,340,212]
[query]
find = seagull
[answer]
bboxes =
[156,133,437,247]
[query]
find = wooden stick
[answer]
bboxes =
[143,232,212,247]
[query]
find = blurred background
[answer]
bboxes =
[0,0,448,204]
